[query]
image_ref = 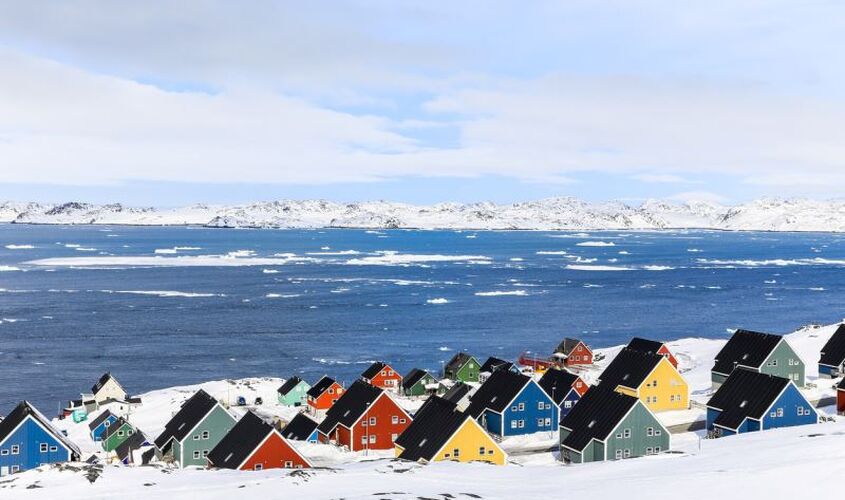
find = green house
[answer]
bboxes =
[102,417,136,452]
[277,377,311,407]
[153,390,237,468]
[444,353,480,383]
[402,368,443,397]
[711,329,805,388]
[560,385,669,464]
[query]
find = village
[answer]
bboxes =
[1,322,845,478]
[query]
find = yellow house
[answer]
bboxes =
[597,348,689,412]
[394,397,507,465]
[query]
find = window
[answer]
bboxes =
[479,446,486,455]
[545,418,552,426]
[49,446,58,452]
[361,436,368,444]
[11,445,20,455]
[444,453,450,458]
[654,429,662,436]
[577,345,582,352]
[511,420,518,429]
[655,446,661,453]
[576,381,583,388]
[615,431,622,439]
[0,450,8,456]
[770,411,777,418]
[564,401,572,409]
[392,416,399,424]
[193,450,201,459]
[118,430,124,437]
[369,417,376,426]
[653,380,657,387]
[537,418,545,427]
[127,430,133,436]
[328,388,334,395]
[646,447,653,455]
[623,428,631,439]
[104,421,111,427]
[518,420,525,429]
[488,449,494,455]
[518,403,525,411]
[538,402,544,410]
[400,418,406,424]
[615,450,623,459]
[768,359,778,367]
[776,408,784,417]
[40,443,48,453]
[511,405,518,412]
[193,435,200,440]
[202,450,209,457]
[623,449,631,458]
[646,427,654,436]
[453,448,460,458]
[10,466,19,473]
[201,431,209,440]
[254,464,263,471]
[285,461,293,468]
[362,420,367,427]
[391,433,398,442]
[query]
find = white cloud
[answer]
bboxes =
[633,174,689,184]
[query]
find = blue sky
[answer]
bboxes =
[1,1,844,206]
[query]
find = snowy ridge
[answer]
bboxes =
[4,197,845,231]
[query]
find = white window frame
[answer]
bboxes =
[193,450,201,459]
[254,463,263,471]
[11,445,20,455]
[615,449,623,459]
[391,416,398,424]
[369,434,376,444]
[623,428,631,439]
[40,443,48,453]
[201,430,210,440]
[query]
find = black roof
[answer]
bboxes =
[626,337,666,355]
[395,397,468,462]
[115,431,147,462]
[88,409,115,431]
[445,353,475,373]
[91,372,122,395]
[598,348,664,390]
[207,411,274,469]
[402,368,432,391]
[306,376,338,398]
[154,390,219,449]
[538,369,580,405]
[441,382,472,404]
[281,413,319,441]
[465,370,531,418]
[479,357,514,374]
[103,417,132,440]
[706,369,791,430]
[0,401,81,457]
[277,376,305,396]
[362,361,392,380]
[712,329,782,375]
[555,338,585,355]
[819,325,845,367]
[560,385,638,452]
[838,378,845,391]
[317,380,383,435]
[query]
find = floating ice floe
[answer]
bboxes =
[536,250,568,255]
[266,293,300,298]
[566,264,633,271]
[346,251,491,266]
[108,290,224,298]
[4,244,34,249]
[426,298,450,304]
[474,290,528,297]
[0,266,21,272]
[576,241,616,247]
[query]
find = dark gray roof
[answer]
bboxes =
[115,431,147,462]
[88,409,115,431]
[153,390,218,449]
[555,338,585,356]
[445,353,475,374]
[819,325,845,367]
[362,361,392,380]
[538,369,580,405]
[560,385,638,452]
[277,376,305,396]
[395,397,467,462]
[306,376,338,399]
[207,411,273,469]
[598,348,663,390]
[706,369,791,430]
[626,337,666,355]
[402,368,432,391]
[281,413,319,441]
[479,357,514,374]
[0,401,81,457]
[317,380,383,435]
[712,329,782,375]
[465,370,531,418]
[441,382,471,404]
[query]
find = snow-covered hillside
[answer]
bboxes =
[4,197,845,231]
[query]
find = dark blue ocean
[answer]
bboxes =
[1,224,843,414]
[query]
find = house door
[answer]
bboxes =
[0,466,8,476]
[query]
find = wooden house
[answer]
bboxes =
[441,382,473,412]
[115,432,150,465]
[597,348,689,412]
[102,417,136,452]
[478,357,515,383]
[361,361,402,391]
[444,353,481,383]
[208,411,311,471]
[837,378,845,415]
[306,376,344,417]
[281,413,319,443]
[465,370,558,437]
[0,401,81,476]
[317,380,412,451]
[711,329,805,388]
[89,372,128,404]
[560,385,669,463]
[626,337,679,368]
[395,397,506,465]
[88,409,118,442]
[153,390,236,468]
[538,368,587,418]
[553,338,593,368]
[401,368,442,397]
[818,325,845,378]
[276,377,311,407]
[706,369,817,437]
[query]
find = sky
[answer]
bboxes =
[1,1,844,206]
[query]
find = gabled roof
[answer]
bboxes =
[560,386,638,452]
[306,376,338,399]
[445,353,476,373]
[402,368,432,391]
[103,417,132,440]
[115,431,147,462]
[91,372,123,395]
[441,382,472,404]
[819,325,845,367]
[395,397,468,462]
[277,376,305,396]
[154,389,219,449]
[0,401,81,456]
[479,357,514,374]
[598,348,664,390]
[317,380,383,435]
[207,411,274,469]
[626,337,666,355]
[281,413,319,441]
[88,409,115,431]
[555,338,586,356]
[712,329,782,375]
[538,369,580,405]
[706,369,791,430]
[465,370,531,418]
[362,361,394,380]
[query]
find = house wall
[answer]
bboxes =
[178,405,236,468]
[558,389,581,419]
[91,415,118,441]
[761,341,805,387]
[564,343,592,366]
[818,364,840,379]
[837,389,845,414]
[657,345,679,368]
[347,395,411,451]
[279,382,310,407]
[636,358,689,412]
[405,375,436,397]
[760,384,817,431]
[604,404,669,461]
[94,379,126,404]
[500,382,558,437]
[482,410,504,436]
[0,418,71,475]
[370,368,402,390]
[310,384,344,412]
[457,360,480,383]
[572,377,589,397]
[103,423,134,452]
[711,371,728,389]
[706,408,721,431]
[433,420,506,465]
[239,432,310,470]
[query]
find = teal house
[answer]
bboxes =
[277,377,310,407]
[711,329,805,388]
[560,385,669,463]
[153,390,237,468]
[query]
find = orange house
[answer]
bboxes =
[307,376,344,416]
[207,412,311,471]
[554,338,593,367]
[626,337,679,369]
[361,361,402,391]
[317,380,412,451]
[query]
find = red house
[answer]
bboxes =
[626,337,679,369]
[317,380,412,452]
[361,361,402,391]
[837,379,845,415]
[207,411,311,471]
[554,338,593,367]
[307,376,344,416]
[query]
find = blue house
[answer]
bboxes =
[706,368,817,437]
[280,413,319,443]
[465,370,558,437]
[818,324,845,378]
[0,401,81,476]
[87,409,118,442]
[538,368,585,418]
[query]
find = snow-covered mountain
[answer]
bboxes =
[2,197,845,231]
